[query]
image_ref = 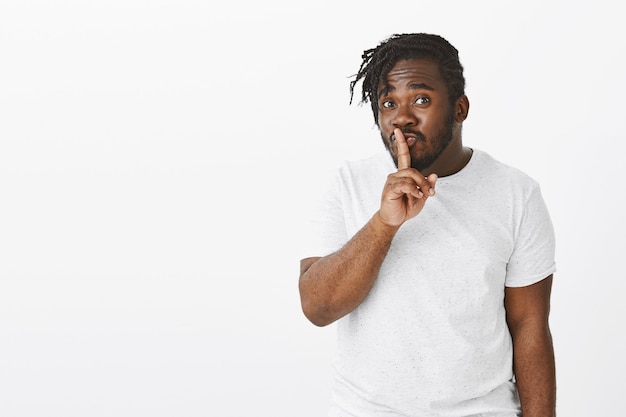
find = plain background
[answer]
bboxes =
[1,0,624,416]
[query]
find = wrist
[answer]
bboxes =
[373,211,402,234]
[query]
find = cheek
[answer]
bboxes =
[378,116,393,135]
[377,119,389,136]
[419,115,445,137]
[378,128,393,151]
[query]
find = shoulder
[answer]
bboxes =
[337,152,395,183]
[471,149,540,191]
[340,152,394,172]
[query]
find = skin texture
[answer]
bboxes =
[378,59,471,177]
[505,275,556,417]
[298,58,556,416]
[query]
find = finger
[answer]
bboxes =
[387,177,424,199]
[394,128,411,171]
[393,170,435,197]
[425,173,438,196]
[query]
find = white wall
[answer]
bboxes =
[1,1,624,416]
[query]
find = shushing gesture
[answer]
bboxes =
[379,128,438,227]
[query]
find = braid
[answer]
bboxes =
[349,33,465,125]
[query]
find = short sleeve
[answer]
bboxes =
[297,169,349,261]
[505,184,557,287]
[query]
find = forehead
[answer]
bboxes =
[379,59,444,93]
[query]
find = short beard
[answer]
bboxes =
[383,111,456,172]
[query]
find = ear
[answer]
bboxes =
[454,95,470,122]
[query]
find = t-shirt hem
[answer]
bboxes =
[505,264,556,288]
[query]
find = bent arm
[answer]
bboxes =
[505,275,556,417]
[299,129,436,327]
[298,211,399,327]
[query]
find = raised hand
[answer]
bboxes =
[378,128,438,227]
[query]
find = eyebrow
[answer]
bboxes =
[378,82,435,99]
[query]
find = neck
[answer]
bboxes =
[422,135,472,177]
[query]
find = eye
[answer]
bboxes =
[381,100,395,109]
[414,96,430,105]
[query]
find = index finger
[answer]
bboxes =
[394,128,411,171]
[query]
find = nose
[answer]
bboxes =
[392,104,417,129]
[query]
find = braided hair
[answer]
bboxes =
[349,33,465,125]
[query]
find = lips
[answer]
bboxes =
[390,131,422,147]
[404,135,417,147]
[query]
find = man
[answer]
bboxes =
[298,33,556,417]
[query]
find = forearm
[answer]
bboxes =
[512,324,556,417]
[299,211,399,326]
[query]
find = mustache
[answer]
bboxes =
[389,129,426,143]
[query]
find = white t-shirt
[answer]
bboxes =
[301,149,556,417]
